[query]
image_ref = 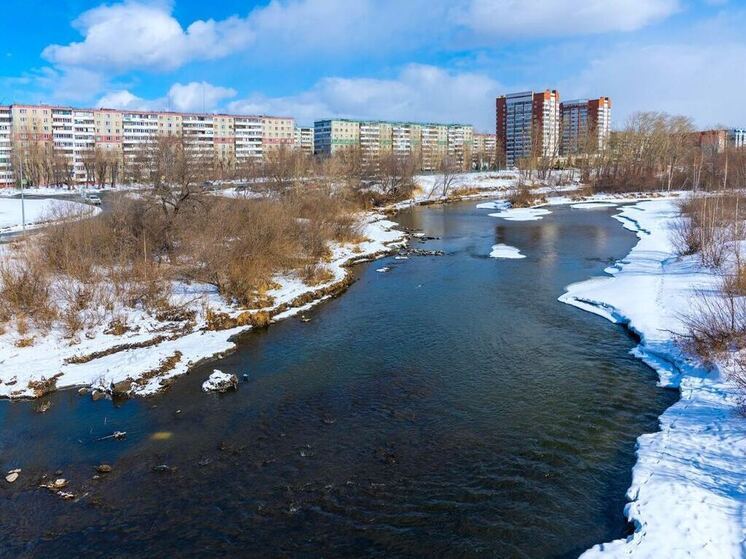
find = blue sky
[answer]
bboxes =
[1,0,744,130]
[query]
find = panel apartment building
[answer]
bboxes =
[313,119,474,172]
[496,90,560,167]
[0,104,297,186]
[472,133,497,170]
[560,97,612,155]
[496,90,611,167]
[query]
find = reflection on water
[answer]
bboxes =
[0,202,676,559]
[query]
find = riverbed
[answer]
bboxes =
[0,201,677,558]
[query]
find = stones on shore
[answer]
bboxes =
[91,389,107,401]
[5,469,21,483]
[202,370,238,393]
[109,378,134,399]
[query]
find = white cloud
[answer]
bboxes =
[228,64,504,130]
[456,0,681,38]
[43,1,253,71]
[41,0,680,75]
[563,41,746,128]
[97,81,237,112]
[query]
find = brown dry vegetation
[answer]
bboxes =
[0,136,417,339]
[674,191,746,407]
[508,184,547,208]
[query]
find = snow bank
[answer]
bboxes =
[561,200,746,558]
[0,214,406,399]
[0,198,98,233]
[489,244,525,259]
[488,207,552,221]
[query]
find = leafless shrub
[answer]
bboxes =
[0,250,56,329]
[508,184,547,208]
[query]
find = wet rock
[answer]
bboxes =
[91,390,106,401]
[52,478,68,489]
[96,464,112,474]
[202,370,238,393]
[36,401,51,413]
[78,387,89,396]
[109,378,133,398]
[5,470,20,483]
[113,431,126,440]
[151,464,176,474]
[321,415,336,425]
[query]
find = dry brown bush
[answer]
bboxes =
[0,250,56,329]
[508,185,547,208]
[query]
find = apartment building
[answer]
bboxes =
[262,116,296,152]
[560,97,612,155]
[313,118,474,171]
[0,104,296,186]
[0,107,11,186]
[294,127,314,156]
[699,128,746,153]
[234,116,263,160]
[472,133,497,170]
[496,90,560,167]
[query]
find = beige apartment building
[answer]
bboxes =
[0,104,297,186]
[313,118,474,172]
[472,133,497,170]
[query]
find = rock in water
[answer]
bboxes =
[5,471,19,483]
[96,464,112,474]
[202,370,238,393]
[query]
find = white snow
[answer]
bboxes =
[561,200,746,558]
[570,202,619,209]
[489,244,526,259]
[0,198,98,233]
[0,213,406,399]
[488,207,552,221]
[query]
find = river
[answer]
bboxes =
[0,200,677,558]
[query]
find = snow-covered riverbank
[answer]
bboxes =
[0,213,405,399]
[560,200,746,558]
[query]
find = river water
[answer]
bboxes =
[0,201,677,558]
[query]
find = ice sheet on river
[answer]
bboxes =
[560,199,746,558]
[489,244,526,259]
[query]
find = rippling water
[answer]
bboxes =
[0,201,677,558]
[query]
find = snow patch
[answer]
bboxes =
[488,208,552,221]
[489,244,526,259]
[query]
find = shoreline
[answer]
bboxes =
[0,212,407,400]
[559,199,745,558]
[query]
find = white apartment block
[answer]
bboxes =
[235,116,263,160]
[730,129,746,148]
[294,127,314,156]
[314,119,473,171]
[0,104,296,186]
[72,109,95,182]
[0,107,12,186]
